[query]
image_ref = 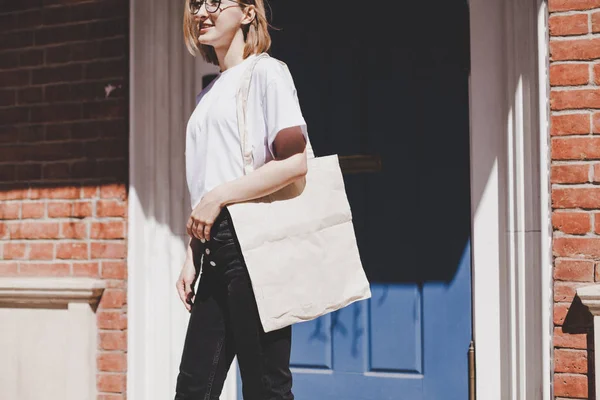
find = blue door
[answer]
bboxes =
[239,1,472,399]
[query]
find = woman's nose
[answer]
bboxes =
[195,2,209,18]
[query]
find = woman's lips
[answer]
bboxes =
[200,25,213,32]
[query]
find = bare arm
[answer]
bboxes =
[212,126,308,207]
[187,126,308,241]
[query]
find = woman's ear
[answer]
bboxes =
[241,5,256,26]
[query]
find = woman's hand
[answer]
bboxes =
[175,255,197,312]
[186,189,224,241]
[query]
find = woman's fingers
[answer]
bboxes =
[176,278,190,311]
[203,224,212,241]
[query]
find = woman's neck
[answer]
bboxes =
[215,30,247,73]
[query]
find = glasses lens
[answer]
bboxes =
[190,1,201,14]
[206,0,220,12]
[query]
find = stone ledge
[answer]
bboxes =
[0,277,105,306]
[577,284,600,315]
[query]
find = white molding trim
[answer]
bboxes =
[0,277,105,305]
[576,285,600,399]
[128,0,236,399]
[469,0,551,398]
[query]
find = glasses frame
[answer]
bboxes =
[189,0,244,15]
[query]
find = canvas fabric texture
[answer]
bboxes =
[227,53,372,333]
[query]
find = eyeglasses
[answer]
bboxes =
[189,0,243,14]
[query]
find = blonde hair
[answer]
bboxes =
[183,0,272,65]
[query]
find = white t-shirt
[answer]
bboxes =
[185,54,309,210]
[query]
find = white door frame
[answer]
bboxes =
[469,0,552,398]
[127,0,553,399]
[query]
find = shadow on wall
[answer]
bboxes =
[563,296,595,399]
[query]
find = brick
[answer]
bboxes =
[0,0,43,14]
[97,311,127,330]
[73,261,99,277]
[45,45,72,64]
[100,184,127,200]
[97,200,126,218]
[20,262,70,276]
[0,52,19,70]
[0,70,29,89]
[553,212,591,234]
[82,99,126,119]
[73,201,93,218]
[551,64,590,86]
[99,331,127,351]
[84,59,127,80]
[31,186,79,200]
[551,37,600,61]
[92,242,126,259]
[551,164,589,184]
[16,164,42,181]
[97,352,127,372]
[554,327,589,349]
[555,349,588,373]
[9,222,59,239]
[551,89,600,110]
[555,259,595,281]
[17,87,43,104]
[0,188,28,201]
[30,103,82,123]
[553,137,600,160]
[0,164,16,182]
[34,24,88,46]
[99,289,126,309]
[19,49,43,67]
[60,221,87,239]
[593,11,600,33]
[21,202,45,219]
[47,202,72,218]
[554,302,570,326]
[97,373,126,393]
[92,221,125,239]
[0,203,20,219]
[554,281,586,302]
[28,243,54,260]
[32,64,82,85]
[87,18,128,40]
[0,89,15,106]
[552,187,600,208]
[3,242,26,260]
[0,31,34,51]
[554,237,600,258]
[83,138,128,159]
[56,242,88,260]
[554,373,588,398]
[0,262,18,275]
[43,163,71,180]
[82,186,98,198]
[101,261,126,279]
[0,107,29,125]
[596,213,600,233]
[549,14,589,36]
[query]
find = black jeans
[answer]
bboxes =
[174,208,294,400]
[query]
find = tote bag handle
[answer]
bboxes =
[235,53,315,176]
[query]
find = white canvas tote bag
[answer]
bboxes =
[227,53,371,333]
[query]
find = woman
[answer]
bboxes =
[174,0,309,399]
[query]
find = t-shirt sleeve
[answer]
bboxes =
[262,64,308,159]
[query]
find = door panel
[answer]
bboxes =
[238,1,473,399]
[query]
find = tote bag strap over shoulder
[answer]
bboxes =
[236,52,315,175]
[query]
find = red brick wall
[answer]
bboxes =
[550,0,600,398]
[0,0,129,398]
